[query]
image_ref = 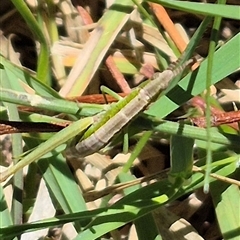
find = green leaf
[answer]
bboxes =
[169,134,194,182]
[146,33,240,117]
[0,117,93,182]
[148,0,240,20]
[0,55,57,98]
[0,186,13,228]
[11,0,50,83]
[211,178,240,239]
[38,153,88,230]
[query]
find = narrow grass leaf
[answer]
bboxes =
[37,154,87,230]
[211,181,240,239]
[1,162,237,239]
[169,134,194,183]
[0,87,104,117]
[0,55,58,98]
[1,66,24,225]
[136,119,240,149]
[146,33,240,117]
[0,186,13,228]
[0,117,93,182]
[149,0,240,20]
[203,0,226,193]
[60,0,135,96]
[134,213,160,240]
[10,0,50,83]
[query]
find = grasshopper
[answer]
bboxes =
[66,57,196,158]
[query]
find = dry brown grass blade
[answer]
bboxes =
[0,120,68,135]
[105,55,132,93]
[59,2,134,97]
[191,111,240,130]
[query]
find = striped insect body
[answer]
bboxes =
[68,58,195,157]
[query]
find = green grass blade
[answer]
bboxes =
[60,0,135,96]
[148,0,240,20]
[169,134,194,183]
[0,55,58,98]
[122,131,153,173]
[1,158,237,239]
[0,87,104,117]
[146,33,240,117]
[203,0,226,193]
[211,183,240,239]
[10,0,50,83]
[0,186,13,228]
[37,153,88,230]
[135,119,240,149]
[38,154,87,212]
[134,213,160,240]
[1,66,24,225]
[0,117,93,182]
[207,154,240,239]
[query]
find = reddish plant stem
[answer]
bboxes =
[189,96,239,130]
